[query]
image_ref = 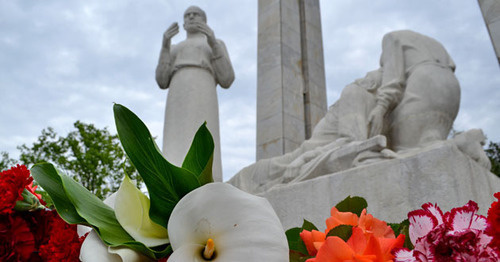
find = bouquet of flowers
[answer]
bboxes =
[25,104,289,261]
[0,164,84,261]
[2,104,499,262]
[286,195,500,262]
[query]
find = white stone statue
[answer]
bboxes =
[229,30,473,194]
[156,6,234,181]
[368,30,460,151]
[229,70,386,193]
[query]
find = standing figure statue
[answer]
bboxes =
[156,6,234,181]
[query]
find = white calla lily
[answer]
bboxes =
[79,182,160,262]
[167,182,289,262]
[80,230,152,262]
[114,175,169,247]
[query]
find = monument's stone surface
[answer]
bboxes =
[231,29,499,230]
[256,0,327,160]
[478,0,500,65]
[261,140,500,230]
[229,70,384,193]
[156,6,234,182]
[230,30,462,193]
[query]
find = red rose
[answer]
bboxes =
[0,165,33,214]
[0,214,36,261]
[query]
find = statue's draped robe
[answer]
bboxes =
[160,36,233,181]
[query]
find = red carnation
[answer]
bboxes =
[487,192,500,251]
[39,213,84,262]
[0,165,33,214]
[0,214,36,261]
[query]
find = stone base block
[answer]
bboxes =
[260,142,500,230]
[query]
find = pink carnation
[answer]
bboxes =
[394,201,499,261]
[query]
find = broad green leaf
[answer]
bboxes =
[113,104,200,228]
[60,173,132,244]
[115,175,169,247]
[197,154,214,185]
[182,123,214,185]
[335,196,368,216]
[326,225,353,242]
[31,163,86,224]
[31,163,170,259]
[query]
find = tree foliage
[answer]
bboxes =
[485,141,500,178]
[17,121,141,199]
[0,151,16,171]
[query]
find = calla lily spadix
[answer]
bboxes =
[167,182,289,262]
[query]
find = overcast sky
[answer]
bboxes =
[1,1,499,181]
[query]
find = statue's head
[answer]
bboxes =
[353,68,382,91]
[364,68,382,91]
[184,6,207,32]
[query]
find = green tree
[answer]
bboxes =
[485,141,500,178]
[0,151,16,171]
[18,121,141,199]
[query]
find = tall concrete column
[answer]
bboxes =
[478,0,500,65]
[257,0,327,160]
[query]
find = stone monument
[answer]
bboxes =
[230,30,500,229]
[156,6,234,182]
[478,0,500,65]
[256,0,328,160]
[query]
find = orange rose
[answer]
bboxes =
[307,227,405,262]
[300,207,405,262]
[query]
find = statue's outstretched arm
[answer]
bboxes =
[156,23,179,89]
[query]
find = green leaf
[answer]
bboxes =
[31,163,171,259]
[335,196,367,216]
[389,219,413,250]
[326,225,353,242]
[289,250,312,262]
[301,219,318,231]
[182,123,214,185]
[113,104,200,228]
[285,219,318,258]
[14,188,44,212]
[59,173,133,244]
[31,163,86,224]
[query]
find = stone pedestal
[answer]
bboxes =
[256,0,327,160]
[259,141,500,230]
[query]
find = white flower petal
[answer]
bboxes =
[408,210,437,246]
[393,248,416,262]
[167,244,206,262]
[77,224,92,237]
[114,175,169,247]
[168,182,288,262]
[108,246,154,262]
[80,230,122,262]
